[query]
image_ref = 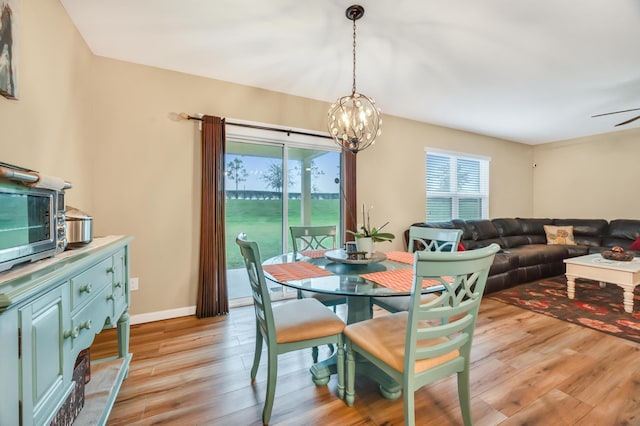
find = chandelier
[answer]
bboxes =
[328,5,382,154]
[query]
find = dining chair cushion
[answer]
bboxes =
[273,298,345,344]
[344,312,459,373]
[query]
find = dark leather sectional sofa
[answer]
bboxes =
[407,218,640,294]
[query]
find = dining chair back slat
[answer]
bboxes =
[290,225,338,253]
[408,226,463,253]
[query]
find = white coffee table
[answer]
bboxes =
[564,253,640,313]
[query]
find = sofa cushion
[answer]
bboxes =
[507,244,568,267]
[489,252,517,275]
[606,219,640,240]
[464,238,504,250]
[500,235,530,248]
[467,220,499,240]
[602,220,640,249]
[525,235,548,245]
[451,219,475,240]
[553,219,607,247]
[544,225,576,245]
[492,218,523,237]
[552,219,608,236]
[505,246,543,267]
[517,218,553,235]
[566,245,590,257]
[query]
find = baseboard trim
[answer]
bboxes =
[130,306,196,325]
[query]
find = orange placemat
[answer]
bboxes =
[385,251,415,264]
[360,269,452,292]
[299,249,330,259]
[263,261,333,282]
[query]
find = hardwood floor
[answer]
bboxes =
[92,298,640,425]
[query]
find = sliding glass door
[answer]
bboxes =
[224,127,342,304]
[225,142,284,269]
[287,147,341,233]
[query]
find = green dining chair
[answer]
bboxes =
[408,226,464,253]
[372,226,464,313]
[290,225,346,362]
[344,244,500,426]
[236,233,346,425]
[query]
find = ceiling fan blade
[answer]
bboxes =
[615,114,640,127]
[592,107,640,118]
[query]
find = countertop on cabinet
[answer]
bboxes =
[0,235,133,310]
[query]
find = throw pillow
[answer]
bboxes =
[630,236,640,251]
[544,225,576,245]
[457,242,466,251]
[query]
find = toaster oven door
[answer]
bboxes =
[0,182,57,271]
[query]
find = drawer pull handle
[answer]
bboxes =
[114,281,122,288]
[63,328,79,339]
[79,320,92,330]
[106,294,114,301]
[106,267,114,273]
[79,284,92,293]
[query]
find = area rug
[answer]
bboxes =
[488,276,640,344]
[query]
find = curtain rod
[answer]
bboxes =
[173,112,332,140]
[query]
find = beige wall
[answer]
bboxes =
[0,0,95,209]
[358,117,534,252]
[3,0,540,317]
[533,127,640,220]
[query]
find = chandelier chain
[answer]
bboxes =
[352,17,357,95]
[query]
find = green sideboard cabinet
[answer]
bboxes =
[0,235,133,426]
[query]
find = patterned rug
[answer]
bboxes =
[488,276,640,343]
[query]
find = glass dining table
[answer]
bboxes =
[262,248,445,399]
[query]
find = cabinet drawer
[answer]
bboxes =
[71,285,111,351]
[70,257,113,311]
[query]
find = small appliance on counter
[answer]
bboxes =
[65,206,93,248]
[0,161,72,272]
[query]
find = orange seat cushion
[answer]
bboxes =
[344,312,459,373]
[273,298,345,344]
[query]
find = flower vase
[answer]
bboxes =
[356,237,374,258]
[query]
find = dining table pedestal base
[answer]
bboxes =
[308,348,401,400]
[352,356,402,400]
[308,295,402,400]
[347,296,374,323]
[309,355,335,387]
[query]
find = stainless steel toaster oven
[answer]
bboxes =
[0,162,71,272]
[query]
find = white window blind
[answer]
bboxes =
[425,149,490,221]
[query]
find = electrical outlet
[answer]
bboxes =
[130,277,139,291]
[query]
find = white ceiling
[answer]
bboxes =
[59,0,640,145]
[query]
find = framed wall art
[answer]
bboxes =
[0,0,17,99]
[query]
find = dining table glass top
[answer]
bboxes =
[261,249,445,297]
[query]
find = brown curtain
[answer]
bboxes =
[196,115,229,317]
[343,151,357,242]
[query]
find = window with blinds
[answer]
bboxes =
[425,149,490,221]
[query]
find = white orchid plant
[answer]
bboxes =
[347,204,395,243]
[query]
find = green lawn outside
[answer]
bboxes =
[225,198,341,268]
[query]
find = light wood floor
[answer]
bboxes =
[92,297,640,425]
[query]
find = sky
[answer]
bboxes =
[224,151,341,193]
